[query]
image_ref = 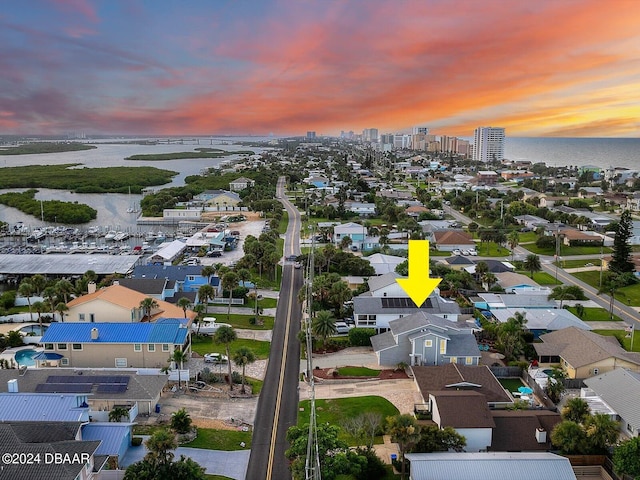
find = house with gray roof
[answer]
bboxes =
[406,452,577,480]
[371,312,479,367]
[534,327,640,379]
[82,422,133,468]
[353,273,461,332]
[364,253,405,275]
[490,308,592,338]
[473,292,556,311]
[0,422,102,480]
[584,368,640,438]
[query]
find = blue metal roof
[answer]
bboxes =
[82,423,132,456]
[0,393,89,422]
[41,318,189,345]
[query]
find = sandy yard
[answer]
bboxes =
[198,214,269,267]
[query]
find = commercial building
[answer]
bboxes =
[473,127,505,162]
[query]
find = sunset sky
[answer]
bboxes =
[2,0,640,137]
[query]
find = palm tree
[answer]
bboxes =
[523,254,542,279]
[32,301,46,329]
[29,274,46,296]
[201,265,215,286]
[475,261,489,283]
[18,281,34,322]
[386,414,421,479]
[507,231,520,262]
[169,349,188,389]
[236,268,251,288]
[192,303,206,335]
[312,310,337,347]
[214,325,237,391]
[42,286,57,317]
[55,302,68,322]
[599,272,624,320]
[176,297,192,319]
[109,406,130,422]
[561,398,590,423]
[139,297,159,321]
[584,413,620,454]
[221,272,239,322]
[483,272,497,291]
[328,281,352,317]
[197,284,215,314]
[548,285,578,309]
[55,279,74,304]
[232,346,256,394]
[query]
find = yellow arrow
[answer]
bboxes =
[396,240,442,307]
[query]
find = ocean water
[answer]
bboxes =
[504,137,640,170]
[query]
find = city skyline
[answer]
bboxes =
[2,0,640,137]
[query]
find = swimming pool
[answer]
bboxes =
[14,348,39,367]
[18,324,48,336]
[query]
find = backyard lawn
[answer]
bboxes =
[191,335,271,359]
[199,313,274,330]
[571,271,640,306]
[565,306,622,321]
[298,396,399,445]
[474,242,511,257]
[184,427,252,450]
[592,329,640,352]
[498,378,526,393]
[515,270,562,285]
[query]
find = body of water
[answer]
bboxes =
[0,138,272,230]
[504,137,640,170]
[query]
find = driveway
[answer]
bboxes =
[120,442,250,480]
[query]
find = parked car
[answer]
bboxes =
[461,250,470,256]
[468,249,478,256]
[334,321,353,335]
[204,353,228,364]
[452,249,461,255]
[294,262,302,269]
[286,254,298,262]
[192,318,232,336]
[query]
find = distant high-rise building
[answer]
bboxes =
[362,128,379,142]
[306,131,316,139]
[412,126,430,135]
[473,127,505,162]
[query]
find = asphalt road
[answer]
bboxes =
[246,177,303,480]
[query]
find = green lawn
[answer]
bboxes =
[191,335,271,359]
[474,242,511,257]
[524,244,612,256]
[592,329,640,352]
[571,271,640,306]
[498,378,525,393]
[298,396,399,445]
[517,232,538,244]
[203,313,274,330]
[205,475,234,480]
[258,297,277,309]
[431,249,452,256]
[276,211,289,235]
[336,366,381,377]
[515,270,562,285]
[555,259,602,268]
[565,306,622,321]
[183,427,252,450]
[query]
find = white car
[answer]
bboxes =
[468,249,478,256]
[204,353,228,364]
[461,250,470,256]
[452,249,461,255]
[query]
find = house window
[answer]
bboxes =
[115,358,127,368]
[72,344,82,351]
[57,343,67,350]
[450,357,457,363]
[443,314,448,319]
[425,340,433,347]
[627,423,633,433]
[439,339,446,354]
[134,344,142,352]
[465,357,473,365]
[89,313,95,323]
[61,358,69,366]
[78,313,85,321]
[44,343,54,350]
[148,344,156,352]
[187,275,196,281]
[162,344,170,352]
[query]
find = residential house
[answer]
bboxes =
[557,228,603,247]
[627,192,640,212]
[494,272,541,293]
[332,222,367,249]
[472,292,556,312]
[490,308,592,338]
[440,255,475,271]
[0,422,102,480]
[132,264,222,295]
[476,170,499,186]
[228,176,255,191]
[534,327,640,379]
[405,205,429,218]
[81,422,133,468]
[116,278,172,301]
[538,195,566,209]
[370,311,480,367]
[65,284,195,323]
[513,215,549,230]
[364,253,405,275]
[0,368,167,416]
[490,410,561,452]
[584,368,640,438]
[344,201,376,217]
[464,259,515,275]
[500,170,534,182]
[406,452,577,480]
[39,319,191,369]
[353,273,461,332]
[432,230,475,252]
[0,393,90,422]
[578,186,604,198]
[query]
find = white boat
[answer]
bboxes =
[105,230,117,241]
[191,317,231,336]
[113,231,129,242]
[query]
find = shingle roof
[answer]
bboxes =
[2,421,82,443]
[490,410,561,451]
[536,327,640,368]
[431,390,495,428]
[116,278,167,295]
[0,424,100,480]
[412,364,512,404]
[41,318,189,345]
[367,272,400,292]
[433,230,474,245]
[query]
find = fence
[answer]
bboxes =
[522,368,556,409]
[489,366,522,378]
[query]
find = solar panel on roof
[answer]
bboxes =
[96,384,127,394]
[380,297,433,308]
[46,375,130,385]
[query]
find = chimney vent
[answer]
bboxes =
[91,328,99,340]
[535,428,547,444]
[88,282,97,294]
[7,379,18,393]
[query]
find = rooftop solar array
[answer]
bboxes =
[36,383,93,393]
[96,384,127,394]
[381,297,433,309]
[46,375,130,385]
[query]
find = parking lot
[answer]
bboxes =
[198,214,268,267]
